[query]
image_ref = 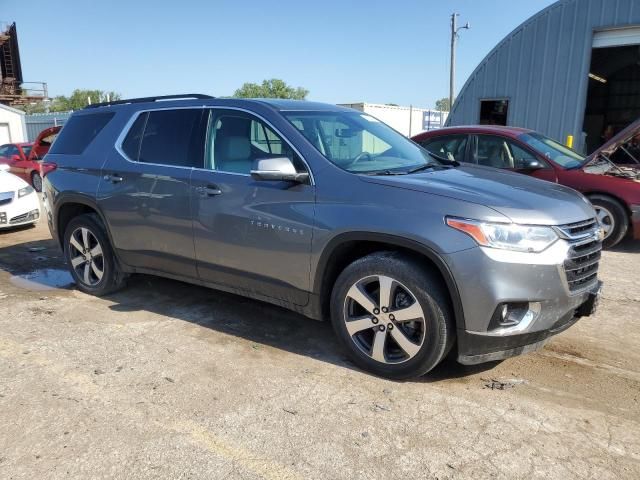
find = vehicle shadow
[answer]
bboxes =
[0,237,499,383]
[610,237,640,253]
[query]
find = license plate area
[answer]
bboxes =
[0,212,6,224]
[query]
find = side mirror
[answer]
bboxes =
[10,154,21,163]
[521,158,543,170]
[250,157,309,183]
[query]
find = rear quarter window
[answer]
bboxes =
[49,112,115,155]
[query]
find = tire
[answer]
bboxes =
[330,251,455,380]
[63,213,126,296]
[31,172,42,192]
[589,195,628,249]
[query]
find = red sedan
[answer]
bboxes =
[412,120,640,248]
[0,126,61,192]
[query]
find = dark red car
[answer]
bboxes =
[412,119,640,248]
[0,126,61,192]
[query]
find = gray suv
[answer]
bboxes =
[43,95,603,379]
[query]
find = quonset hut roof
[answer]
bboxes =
[446,0,640,149]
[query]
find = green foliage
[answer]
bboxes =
[434,97,451,112]
[20,89,122,114]
[233,79,308,100]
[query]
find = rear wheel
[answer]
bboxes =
[31,172,42,192]
[330,252,454,379]
[63,213,126,295]
[589,195,628,248]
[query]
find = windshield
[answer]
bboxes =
[283,111,439,174]
[518,132,585,168]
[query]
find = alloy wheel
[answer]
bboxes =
[69,227,104,286]
[594,205,614,239]
[343,275,426,364]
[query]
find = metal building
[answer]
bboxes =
[446,0,640,153]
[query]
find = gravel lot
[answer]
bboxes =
[0,218,639,479]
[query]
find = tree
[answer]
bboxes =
[233,79,308,100]
[19,89,122,114]
[434,97,451,112]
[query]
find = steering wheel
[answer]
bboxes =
[348,151,372,168]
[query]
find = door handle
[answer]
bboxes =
[103,173,123,183]
[196,185,222,197]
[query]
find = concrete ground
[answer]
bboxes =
[0,219,638,480]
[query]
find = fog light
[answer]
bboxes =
[490,302,541,333]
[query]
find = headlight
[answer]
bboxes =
[446,217,558,253]
[18,186,35,198]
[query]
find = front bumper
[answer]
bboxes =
[0,193,40,228]
[457,281,601,364]
[443,240,602,365]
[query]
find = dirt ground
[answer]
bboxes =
[0,218,639,480]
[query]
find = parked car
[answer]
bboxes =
[0,163,40,228]
[0,126,61,192]
[412,120,640,248]
[44,95,602,379]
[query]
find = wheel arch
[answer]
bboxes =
[313,232,466,330]
[584,191,631,221]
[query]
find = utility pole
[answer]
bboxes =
[450,13,470,113]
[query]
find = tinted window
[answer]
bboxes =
[121,113,148,161]
[138,109,204,168]
[207,110,303,174]
[49,112,114,155]
[420,135,467,162]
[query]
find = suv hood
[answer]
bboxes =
[361,164,595,225]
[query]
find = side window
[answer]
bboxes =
[121,112,148,161]
[420,135,467,162]
[508,142,548,169]
[49,112,115,155]
[137,109,204,168]
[5,145,19,157]
[474,135,515,169]
[207,110,303,174]
[0,145,8,156]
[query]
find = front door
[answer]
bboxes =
[98,108,207,278]
[191,108,315,306]
[472,134,558,182]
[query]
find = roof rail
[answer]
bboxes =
[84,94,215,109]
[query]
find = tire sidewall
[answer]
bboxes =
[330,253,453,379]
[31,172,42,192]
[63,214,116,295]
[590,196,628,248]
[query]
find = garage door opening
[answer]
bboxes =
[583,42,640,154]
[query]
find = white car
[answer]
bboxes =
[0,164,40,228]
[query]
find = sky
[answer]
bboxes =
[3,0,556,109]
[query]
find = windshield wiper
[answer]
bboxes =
[363,169,407,176]
[407,163,452,174]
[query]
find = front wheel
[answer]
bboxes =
[589,195,628,249]
[63,213,126,296]
[330,252,454,380]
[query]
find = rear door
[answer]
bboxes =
[190,108,315,306]
[98,108,207,279]
[417,134,469,163]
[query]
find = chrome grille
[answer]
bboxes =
[555,218,602,293]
